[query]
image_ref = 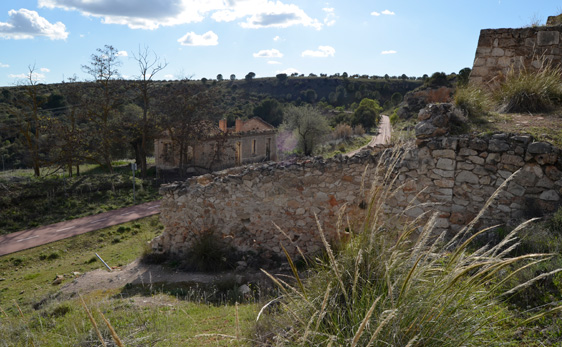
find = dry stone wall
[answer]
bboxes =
[470,24,562,85]
[153,105,562,260]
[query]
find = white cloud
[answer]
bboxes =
[381,50,397,54]
[177,31,218,46]
[0,62,9,68]
[273,35,281,41]
[322,7,335,26]
[39,0,323,30]
[163,74,175,80]
[267,60,281,65]
[9,72,46,82]
[253,49,283,58]
[372,9,395,16]
[301,45,335,58]
[214,1,323,30]
[277,67,299,75]
[40,67,50,72]
[116,50,128,57]
[0,8,68,40]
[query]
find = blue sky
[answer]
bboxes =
[0,0,560,86]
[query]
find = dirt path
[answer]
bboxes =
[347,115,391,157]
[0,200,161,257]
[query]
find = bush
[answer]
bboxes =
[494,61,562,113]
[334,124,353,140]
[255,148,562,346]
[182,231,235,272]
[454,84,492,118]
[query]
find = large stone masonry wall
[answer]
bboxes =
[153,104,562,260]
[470,25,562,85]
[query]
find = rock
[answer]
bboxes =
[488,139,510,152]
[457,171,479,184]
[52,275,64,285]
[540,190,560,201]
[528,142,553,154]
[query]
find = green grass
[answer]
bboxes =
[494,62,562,113]
[318,135,371,158]
[0,163,160,234]
[0,215,259,346]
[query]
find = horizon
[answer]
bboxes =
[0,0,560,87]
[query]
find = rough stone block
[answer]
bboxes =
[457,170,479,184]
[538,31,560,46]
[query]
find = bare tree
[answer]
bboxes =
[82,45,124,173]
[132,46,167,178]
[13,65,46,176]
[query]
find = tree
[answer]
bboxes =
[253,98,284,126]
[391,92,403,106]
[457,67,471,87]
[12,65,46,176]
[283,105,330,156]
[82,45,125,172]
[230,74,236,81]
[156,81,221,175]
[351,98,382,131]
[217,74,223,81]
[276,73,288,83]
[245,72,256,82]
[133,46,167,178]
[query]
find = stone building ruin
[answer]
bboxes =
[470,14,562,85]
[154,117,277,174]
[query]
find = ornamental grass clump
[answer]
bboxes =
[454,84,493,118]
[494,60,562,113]
[255,147,562,346]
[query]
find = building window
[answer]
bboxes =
[252,139,257,156]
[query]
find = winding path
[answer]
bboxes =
[0,200,161,257]
[347,115,391,157]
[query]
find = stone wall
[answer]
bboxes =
[470,25,562,85]
[153,105,562,261]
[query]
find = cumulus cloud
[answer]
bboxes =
[253,49,283,58]
[116,50,128,57]
[371,9,394,16]
[322,7,335,26]
[273,35,281,41]
[0,62,9,68]
[301,45,335,58]
[381,50,397,54]
[0,8,68,40]
[40,67,50,72]
[39,0,323,30]
[267,60,281,64]
[277,67,299,75]
[177,31,218,46]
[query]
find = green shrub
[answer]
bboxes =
[182,231,235,272]
[454,84,492,118]
[494,62,562,113]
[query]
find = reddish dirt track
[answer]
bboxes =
[0,200,161,257]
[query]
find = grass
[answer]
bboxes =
[318,134,372,158]
[0,215,260,346]
[0,161,160,234]
[494,61,562,113]
[254,147,562,346]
